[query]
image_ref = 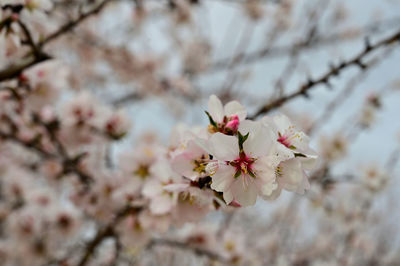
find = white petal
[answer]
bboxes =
[241,121,273,157]
[209,133,239,161]
[208,95,224,123]
[223,190,234,204]
[272,114,292,132]
[260,180,278,196]
[224,101,247,121]
[230,177,257,206]
[272,142,295,161]
[298,151,318,171]
[210,164,235,192]
[279,159,304,192]
[262,187,282,200]
[261,116,279,135]
[253,156,278,183]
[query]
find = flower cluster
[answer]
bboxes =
[170,95,318,207]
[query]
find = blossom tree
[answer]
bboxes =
[0,0,400,266]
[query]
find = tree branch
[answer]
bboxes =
[209,16,400,72]
[249,29,400,119]
[75,205,142,266]
[38,0,116,48]
[148,239,228,263]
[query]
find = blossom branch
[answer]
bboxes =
[0,0,115,82]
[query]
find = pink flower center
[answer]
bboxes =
[278,134,291,148]
[230,152,256,177]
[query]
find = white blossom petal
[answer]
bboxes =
[210,164,235,192]
[241,121,273,157]
[209,133,239,161]
[224,101,247,121]
[208,94,224,123]
[230,177,257,206]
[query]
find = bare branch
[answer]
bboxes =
[249,29,400,119]
[209,16,400,72]
[76,206,143,266]
[38,0,116,48]
[148,238,228,263]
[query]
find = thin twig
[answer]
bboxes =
[249,29,400,119]
[76,206,142,266]
[148,239,228,263]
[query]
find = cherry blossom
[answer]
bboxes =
[206,120,284,206]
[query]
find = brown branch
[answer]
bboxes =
[249,29,400,119]
[209,16,400,72]
[0,53,51,82]
[148,239,228,263]
[17,20,40,55]
[75,205,142,266]
[38,0,115,48]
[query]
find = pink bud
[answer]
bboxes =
[226,115,240,131]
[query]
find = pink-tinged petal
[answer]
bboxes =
[149,194,174,215]
[230,177,257,206]
[224,101,247,121]
[150,159,180,183]
[209,133,239,161]
[210,164,235,192]
[171,153,198,181]
[208,94,224,123]
[186,139,207,156]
